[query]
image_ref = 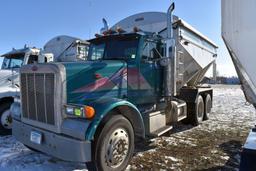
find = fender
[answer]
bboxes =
[0,87,19,100]
[85,98,145,141]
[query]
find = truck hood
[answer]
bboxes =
[63,60,127,104]
[0,69,19,87]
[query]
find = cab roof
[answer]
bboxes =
[1,47,40,57]
[88,32,144,43]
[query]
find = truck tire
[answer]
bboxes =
[190,95,204,126]
[88,115,134,171]
[0,102,12,135]
[203,94,212,121]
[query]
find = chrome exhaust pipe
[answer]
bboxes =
[164,2,176,97]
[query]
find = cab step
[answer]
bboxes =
[177,115,187,122]
[167,100,187,123]
[151,125,173,137]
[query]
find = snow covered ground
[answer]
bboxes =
[0,85,255,171]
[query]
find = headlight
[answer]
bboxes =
[65,105,95,119]
[65,106,74,115]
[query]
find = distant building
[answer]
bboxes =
[201,76,240,85]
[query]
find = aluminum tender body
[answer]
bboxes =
[112,12,218,91]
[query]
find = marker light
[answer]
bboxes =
[116,27,125,33]
[103,29,117,36]
[133,26,141,33]
[74,108,82,117]
[84,106,95,119]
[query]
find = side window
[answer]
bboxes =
[77,45,88,60]
[1,58,10,69]
[90,44,105,60]
[9,59,23,68]
[158,43,165,57]
[28,55,38,64]
[142,41,161,61]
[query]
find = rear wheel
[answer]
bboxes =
[203,94,212,120]
[0,102,12,135]
[190,95,204,126]
[88,115,134,171]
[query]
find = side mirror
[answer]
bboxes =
[100,18,109,34]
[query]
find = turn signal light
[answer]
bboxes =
[84,106,95,119]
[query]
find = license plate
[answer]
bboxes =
[30,131,42,145]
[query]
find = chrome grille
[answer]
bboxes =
[21,73,55,125]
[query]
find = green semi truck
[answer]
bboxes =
[11,3,217,171]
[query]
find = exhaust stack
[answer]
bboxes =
[164,2,176,97]
[100,18,109,34]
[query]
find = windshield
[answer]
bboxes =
[88,36,139,61]
[1,53,25,69]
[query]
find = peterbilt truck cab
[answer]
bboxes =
[12,3,217,171]
[0,46,53,134]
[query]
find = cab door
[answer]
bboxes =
[139,40,163,104]
[127,39,163,105]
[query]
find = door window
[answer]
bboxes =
[142,41,162,62]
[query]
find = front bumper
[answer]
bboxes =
[13,119,92,162]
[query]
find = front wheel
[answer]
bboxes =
[88,115,134,171]
[0,102,12,135]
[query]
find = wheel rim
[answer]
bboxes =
[105,128,129,168]
[1,109,12,129]
[197,101,204,121]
